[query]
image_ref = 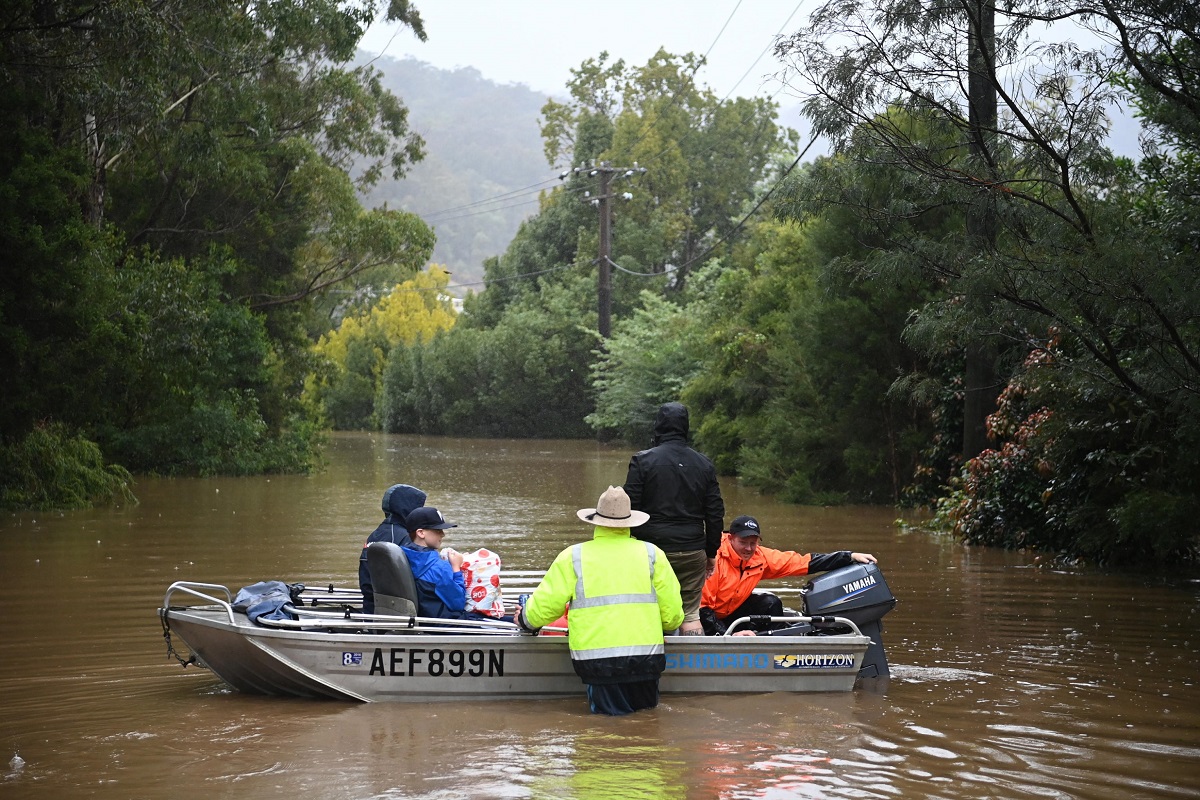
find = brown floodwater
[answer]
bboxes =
[1,432,1198,799]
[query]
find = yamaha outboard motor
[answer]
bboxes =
[802,562,897,678]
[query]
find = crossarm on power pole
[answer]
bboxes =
[564,161,647,338]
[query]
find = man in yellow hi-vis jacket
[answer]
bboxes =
[518,485,684,715]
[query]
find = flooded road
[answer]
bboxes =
[1,432,1198,799]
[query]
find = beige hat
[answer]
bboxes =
[576,485,650,528]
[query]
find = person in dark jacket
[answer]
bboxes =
[359,483,427,614]
[623,401,725,635]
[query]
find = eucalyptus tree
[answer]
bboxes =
[0,0,433,483]
[775,0,1200,561]
[540,50,794,292]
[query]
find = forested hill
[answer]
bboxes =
[356,54,554,288]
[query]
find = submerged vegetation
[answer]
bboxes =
[1,423,134,511]
[0,1,432,509]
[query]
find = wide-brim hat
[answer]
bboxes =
[576,485,650,528]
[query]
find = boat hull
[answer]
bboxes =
[161,604,871,702]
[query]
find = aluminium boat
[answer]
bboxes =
[157,544,896,703]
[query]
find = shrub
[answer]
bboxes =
[0,422,136,511]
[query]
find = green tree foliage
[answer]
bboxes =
[675,209,935,504]
[0,1,431,502]
[776,0,1200,562]
[541,50,794,289]
[0,125,110,439]
[91,248,323,476]
[379,275,598,438]
[587,291,706,442]
[0,423,135,511]
[380,50,791,441]
[306,266,458,429]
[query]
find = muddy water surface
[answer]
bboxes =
[1,432,1198,799]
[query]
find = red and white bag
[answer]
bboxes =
[443,547,506,618]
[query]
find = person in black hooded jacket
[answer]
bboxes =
[359,483,427,613]
[623,402,725,635]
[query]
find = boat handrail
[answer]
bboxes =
[723,615,864,637]
[162,581,236,624]
[290,577,807,605]
[253,605,528,636]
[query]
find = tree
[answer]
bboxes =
[587,291,705,442]
[379,274,598,438]
[306,266,458,429]
[540,50,793,291]
[0,1,431,494]
[776,0,1200,561]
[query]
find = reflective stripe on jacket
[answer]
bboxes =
[523,527,684,684]
[700,533,853,618]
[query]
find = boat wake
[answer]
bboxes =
[889,665,993,682]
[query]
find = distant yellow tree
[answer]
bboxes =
[305,266,457,429]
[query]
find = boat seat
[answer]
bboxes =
[366,542,419,616]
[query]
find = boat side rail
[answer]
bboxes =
[162,582,236,624]
[291,574,807,605]
[724,615,864,637]
[256,605,528,636]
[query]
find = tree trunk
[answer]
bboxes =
[962,0,999,460]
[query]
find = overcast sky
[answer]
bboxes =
[359,0,805,102]
[359,0,1141,157]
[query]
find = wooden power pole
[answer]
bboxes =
[566,161,646,338]
[597,165,613,338]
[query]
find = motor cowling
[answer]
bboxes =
[802,562,897,679]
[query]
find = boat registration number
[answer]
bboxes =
[356,647,505,677]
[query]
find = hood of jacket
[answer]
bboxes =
[651,402,689,446]
[382,484,427,522]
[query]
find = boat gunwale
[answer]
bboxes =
[160,580,870,645]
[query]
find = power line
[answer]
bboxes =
[419,176,565,220]
[445,262,580,293]
[607,133,819,279]
[635,1,805,174]
[424,195,543,223]
[724,1,805,102]
[421,179,601,223]
[620,0,745,155]
[444,133,817,304]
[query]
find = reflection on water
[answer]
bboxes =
[1,432,1198,799]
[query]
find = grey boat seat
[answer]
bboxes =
[366,541,419,616]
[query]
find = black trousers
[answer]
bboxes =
[701,592,784,635]
[586,679,660,715]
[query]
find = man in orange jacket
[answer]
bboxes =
[699,515,877,635]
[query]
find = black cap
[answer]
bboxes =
[729,515,762,537]
[404,506,458,531]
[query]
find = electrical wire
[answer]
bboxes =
[634,1,805,174]
[419,176,564,220]
[606,132,819,278]
[619,0,745,155]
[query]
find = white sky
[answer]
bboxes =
[359,0,1142,158]
[359,0,805,102]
